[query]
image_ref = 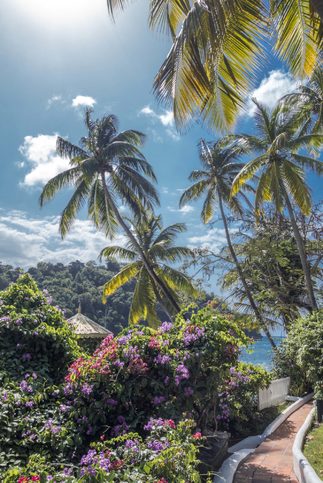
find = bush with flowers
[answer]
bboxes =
[0,274,81,385]
[0,275,82,472]
[61,305,262,441]
[3,419,205,482]
[0,277,271,482]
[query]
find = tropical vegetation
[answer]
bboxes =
[101,212,198,325]
[0,276,270,482]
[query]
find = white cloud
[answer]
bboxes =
[168,204,195,215]
[19,134,70,187]
[47,95,64,109]
[0,210,126,268]
[188,227,238,252]
[139,105,180,141]
[247,70,299,116]
[72,95,96,108]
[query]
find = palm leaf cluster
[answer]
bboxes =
[101,213,198,326]
[40,109,158,238]
[106,0,322,131]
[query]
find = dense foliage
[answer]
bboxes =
[0,261,135,333]
[274,309,323,395]
[0,277,270,482]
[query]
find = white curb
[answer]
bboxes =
[213,393,314,483]
[293,406,322,483]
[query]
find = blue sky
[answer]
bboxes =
[0,0,321,295]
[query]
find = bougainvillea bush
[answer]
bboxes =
[0,274,81,385]
[0,277,270,481]
[0,275,82,471]
[63,306,250,439]
[3,420,203,482]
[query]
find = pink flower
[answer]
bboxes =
[192,432,202,440]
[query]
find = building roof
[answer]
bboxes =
[67,311,112,339]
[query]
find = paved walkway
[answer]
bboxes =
[234,402,313,483]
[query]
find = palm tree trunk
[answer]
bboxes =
[100,172,181,314]
[217,190,277,349]
[282,188,318,311]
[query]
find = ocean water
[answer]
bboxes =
[240,337,284,370]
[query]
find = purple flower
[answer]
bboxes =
[144,418,165,431]
[2,391,8,402]
[106,398,118,407]
[81,383,93,396]
[114,359,125,368]
[0,316,10,323]
[152,395,166,406]
[154,354,171,365]
[175,363,190,385]
[63,467,73,476]
[184,386,194,397]
[125,439,140,452]
[160,322,173,333]
[15,318,23,326]
[63,383,73,396]
[25,401,34,408]
[164,376,170,385]
[183,326,205,346]
[59,404,71,413]
[147,439,169,452]
[20,380,33,393]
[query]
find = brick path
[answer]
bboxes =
[234,402,313,483]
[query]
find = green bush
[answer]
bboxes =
[273,309,323,395]
[0,274,82,385]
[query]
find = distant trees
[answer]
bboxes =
[0,260,135,333]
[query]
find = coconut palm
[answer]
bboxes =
[40,109,180,313]
[101,213,198,326]
[231,98,323,310]
[180,137,277,348]
[106,0,322,131]
[284,64,323,134]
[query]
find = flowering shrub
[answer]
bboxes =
[62,306,251,440]
[0,274,81,384]
[0,275,82,472]
[0,277,271,481]
[3,420,203,482]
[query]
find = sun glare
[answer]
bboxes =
[16,0,103,31]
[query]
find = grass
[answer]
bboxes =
[304,423,323,478]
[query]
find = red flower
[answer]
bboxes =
[110,459,124,470]
[156,479,168,483]
[165,419,176,429]
[192,432,202,440]
[17,477,29,483]
[100,434,106,441]
[31,477,40,482]
[148,337,160,350]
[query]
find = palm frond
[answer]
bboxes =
[59,179,91,237]
[180,180,208,206]
[231,155,268,196]
[39,167,81,206]
[56,137,88,160]
[281,159,312,214]
[100,246,137,261]
[271,0,321,77]
[102,262,141,299]
[129,268,159,326]
[153,222,187,246]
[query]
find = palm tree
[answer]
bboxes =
[180,138,277,348]
[106,1,322,131]
[101,213,198,326]
[40,109,180,313]
[284,64,323,133]
[231,98,323,310]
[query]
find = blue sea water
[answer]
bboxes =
[240,337,284,370]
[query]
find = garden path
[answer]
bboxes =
[234,402,313,483]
